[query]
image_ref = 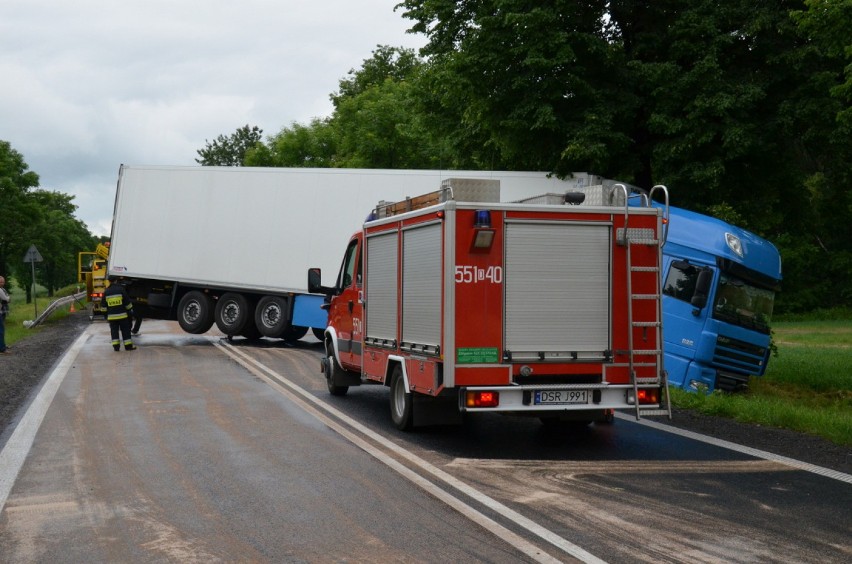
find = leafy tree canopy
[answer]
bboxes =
[245,119,337,168]
[0,140,41,278]
[0,140,97,298]
[199,2,852,312]
[396,0,852,311]
[196,124,264,166]
[246,46,450,169]
[331,45,422,108]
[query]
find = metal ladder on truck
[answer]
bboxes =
[615,184,672,420]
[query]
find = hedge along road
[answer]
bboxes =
[0,320,849,563]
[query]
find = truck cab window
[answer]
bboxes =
[337,240,360,289]
[663,262,699,303]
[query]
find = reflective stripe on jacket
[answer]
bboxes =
[104,284,133,321]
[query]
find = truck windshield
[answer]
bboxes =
[712,273,775,334]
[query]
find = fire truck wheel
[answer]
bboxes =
[255,296,289,338]
[214,292,252,336]
[325,353,349,396]
[177,291,215,334]
[390,366,413,431]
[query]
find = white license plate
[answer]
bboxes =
[534,390,589,405]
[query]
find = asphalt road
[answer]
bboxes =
[0,320,849,563]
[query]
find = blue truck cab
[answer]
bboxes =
[658,206,782,392]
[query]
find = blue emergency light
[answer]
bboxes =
[474,210,491,228]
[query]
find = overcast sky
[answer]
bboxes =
[1,0,426,236]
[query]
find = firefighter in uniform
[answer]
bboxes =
[104,278,136,351]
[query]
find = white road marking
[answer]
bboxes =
[0,329,93,513]
[217,341,606,564]
[617,413,852,484]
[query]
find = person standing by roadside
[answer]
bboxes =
[0,275,10,354]
[104,277,135,351]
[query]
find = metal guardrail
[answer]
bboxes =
[23,291,87,329]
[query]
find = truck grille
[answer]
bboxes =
[716,371,750,392]
[712,336,767,376]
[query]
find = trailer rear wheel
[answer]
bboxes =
[390,366,413,431]
[215,292,252,336]
[255,296,288,338]
[177,291,215,334]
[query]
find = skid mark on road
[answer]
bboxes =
[448,452,817,563]
[448,458,793,474]
[3,495,81,516]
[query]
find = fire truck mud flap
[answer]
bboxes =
[389,365,461,429]
[412,393,463,427]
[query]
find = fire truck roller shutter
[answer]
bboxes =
[366,232,399,344]
[504,222,611,357]
[402,223,442,351]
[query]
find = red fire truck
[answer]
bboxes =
[309,178,670,430]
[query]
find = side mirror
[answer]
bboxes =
[691,267,713,309]
[308,268,323,294]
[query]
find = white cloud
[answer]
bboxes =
[0,0,425,235]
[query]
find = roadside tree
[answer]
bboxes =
[196,124,264,166]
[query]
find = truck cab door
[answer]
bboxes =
[329,236,363,371]
[661,258,715,386]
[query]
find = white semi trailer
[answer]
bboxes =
[107,165,596,341]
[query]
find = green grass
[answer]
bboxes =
[3,280,78,347]
[671,315,852,447]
